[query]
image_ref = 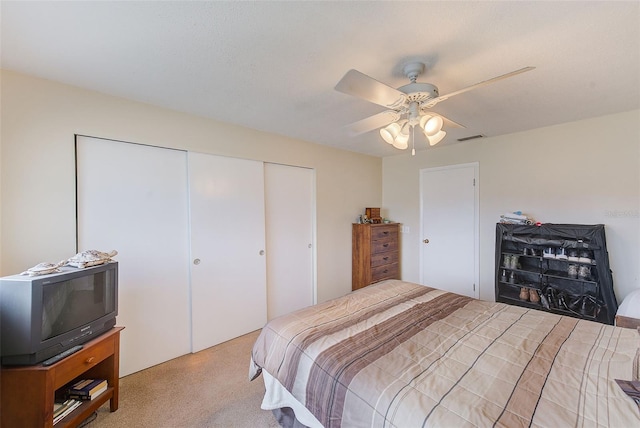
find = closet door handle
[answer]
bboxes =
[193,259,201,265]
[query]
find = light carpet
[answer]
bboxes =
[89,330,279,427]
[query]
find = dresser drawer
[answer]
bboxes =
[371,251,399,267]
[371,239,398,254]
[371,263,399,282]
[53,334,115,388]
[371,225,398,241]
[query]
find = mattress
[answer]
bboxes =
[250,280,640,427]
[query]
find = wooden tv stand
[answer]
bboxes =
[1,327,123,428]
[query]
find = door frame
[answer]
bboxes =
[419,162,479,298]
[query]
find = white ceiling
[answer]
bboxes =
[2,1,639,157]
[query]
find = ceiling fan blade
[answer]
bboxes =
[441,115,465,129]
[346,110,401,136]
[423,111,466,129]
[335,69,406,109]
[423,66,535,108]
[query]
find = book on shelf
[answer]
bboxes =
[53,399,82,425]
[68,382,108,401]
[67,378,107,397]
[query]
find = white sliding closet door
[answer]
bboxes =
[76,136,191,377]
[264,163,315,320]
[188,152,267,353]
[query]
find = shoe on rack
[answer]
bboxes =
[540,292,550,309]
[579,296,591,317]
[546,287,557,308]
[557,292,568,310]
[579,250,593,263]
[529,289,540,304]
[555,248,568,260]
[567,294,582,311]
[543,247,556,259]
[581,295,604,318]
[519,287,529,301]
[567,249,579,262]
[578,265,591,280]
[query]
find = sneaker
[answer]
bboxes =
[543,247,556,259]
[519,287,529,301]
[555,248,568,260]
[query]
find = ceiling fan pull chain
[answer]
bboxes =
[411,124,416,156]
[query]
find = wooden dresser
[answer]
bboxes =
[352,223,400,290]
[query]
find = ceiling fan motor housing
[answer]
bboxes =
[398,82,440,103]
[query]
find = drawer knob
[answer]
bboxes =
[383,243,389,247]
[423,239,430,244]
[383,257,389,261]
[85,357,95,364]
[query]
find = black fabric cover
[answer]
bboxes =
[495,223,618,325]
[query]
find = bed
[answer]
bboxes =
[249,279,640,427]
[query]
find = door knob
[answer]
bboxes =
[193,259,201,265]
[423,239,430,244]
[259,250,265,256]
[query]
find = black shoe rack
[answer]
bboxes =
[495,223,618,325]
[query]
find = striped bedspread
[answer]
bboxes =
[250,280,640,427]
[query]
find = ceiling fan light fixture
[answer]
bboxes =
[380,122,404,144]
[426,130,447,146]
[380,131,392,145]
[392,138,409,150]
[389,127,408,148]
[420,115,444,137]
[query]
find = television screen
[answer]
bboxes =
[42,268,116,341]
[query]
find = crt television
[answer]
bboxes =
[0,262,118,365]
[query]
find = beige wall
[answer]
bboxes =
[383,109,640,303]
[0,70,382,302]
[3,68,637,307]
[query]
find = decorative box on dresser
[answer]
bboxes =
[352,223,400,290]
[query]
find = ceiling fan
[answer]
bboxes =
[335,62,535,154]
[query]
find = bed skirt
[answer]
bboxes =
[261,370,322,428]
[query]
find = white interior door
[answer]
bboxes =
[76,136,191,376]
[420,163,479,298]
[188,152,267,353]
[264,163,315,320]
